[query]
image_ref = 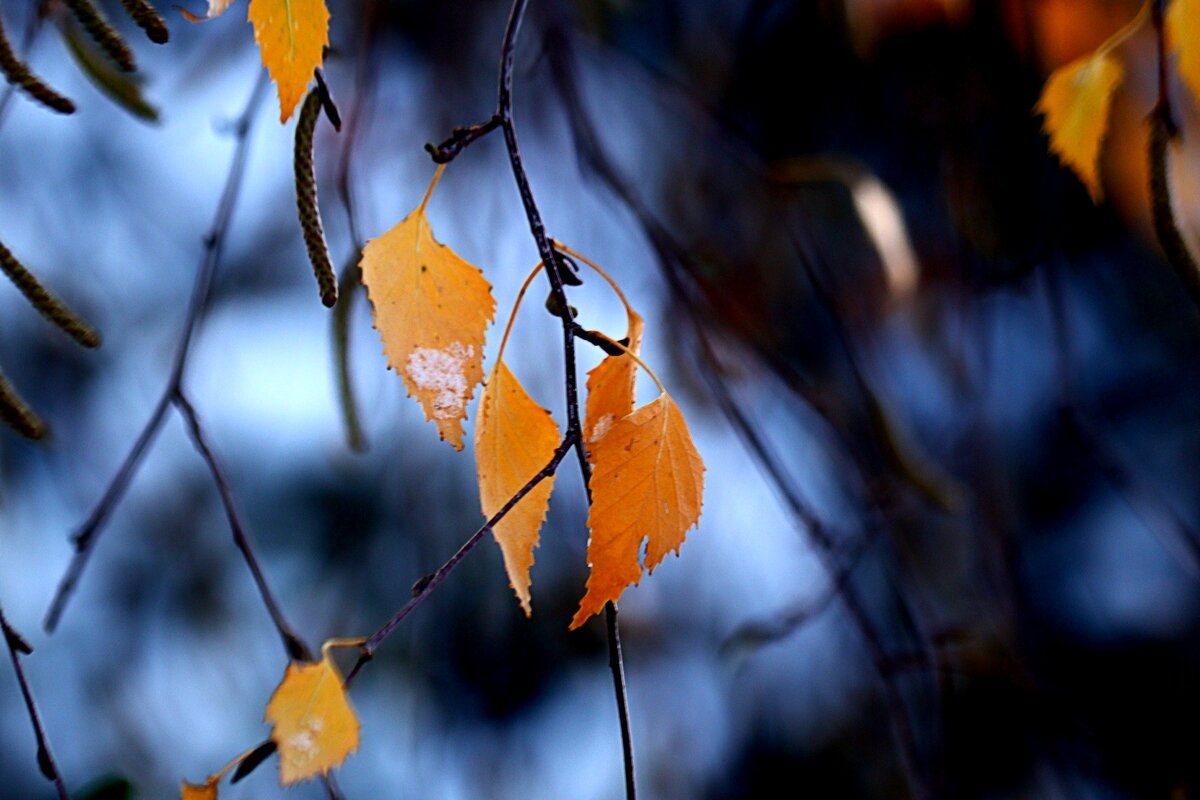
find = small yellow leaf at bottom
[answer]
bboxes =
[265,653,360,785]
[1036,51,1123,202]
[180,778,218,800]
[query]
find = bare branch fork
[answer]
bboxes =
[42,74,310,666]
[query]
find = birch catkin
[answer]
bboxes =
[0,12,74,113]
[62,0,136,73]
[0,369,45,439]
[0,240,100,349]
[294,90,337,307]
[118,0,169,45]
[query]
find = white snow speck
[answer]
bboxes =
[590,413,615,443]
[407,343,474,419]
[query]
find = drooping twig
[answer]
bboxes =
[44,73,270,632]
[344,433,576,686]
[1,605,71,799]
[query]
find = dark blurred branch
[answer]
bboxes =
[1149,0,1200,311]
[331,1,380,454]
[44,73,270,633]
[1,606,70,799]
[345,432,577,687]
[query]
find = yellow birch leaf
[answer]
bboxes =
[475,360,560,615]
[360,172,496,450]
[264,652,359,785]
[1036,50,1123,202]
[570,393,705,629]
[583,309,644,456]
[179,0,237,22]
[180,779,218,800]
[248,0,329,122]
[1169,0,1200,109]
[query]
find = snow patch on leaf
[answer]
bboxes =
[407,343,473,420]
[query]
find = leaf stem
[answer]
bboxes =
[1097,0,1151,58]
[417,163,446,215]
[493,260,545,367]
[552,240,637,319]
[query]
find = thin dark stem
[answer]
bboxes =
[44,72,270,633]
[345,432,576,687]
[493,4,634,794]
[605,602,636,799]
[1,607,70,799]
[171,390,311,661]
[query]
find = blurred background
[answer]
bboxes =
[3,0,1200,797]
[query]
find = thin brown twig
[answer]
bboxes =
[1,606,70,799]
[172,390,311,662]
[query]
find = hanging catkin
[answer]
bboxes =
[0,368,45,439]
[0,11,74,113]
[62,0,136,72]
[118,0,169,45]
[294,90,338,307]
[0,240,100,349]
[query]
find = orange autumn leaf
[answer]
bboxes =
[475,359,560,615]
[1036,50,1123,202]
[1169,0,1200,109]
[584,309,644,455]
[248,0,329,122]
[180,779,218,800]
[264,649,360,785]
[570,393,705,629]
[360,167,496,450]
